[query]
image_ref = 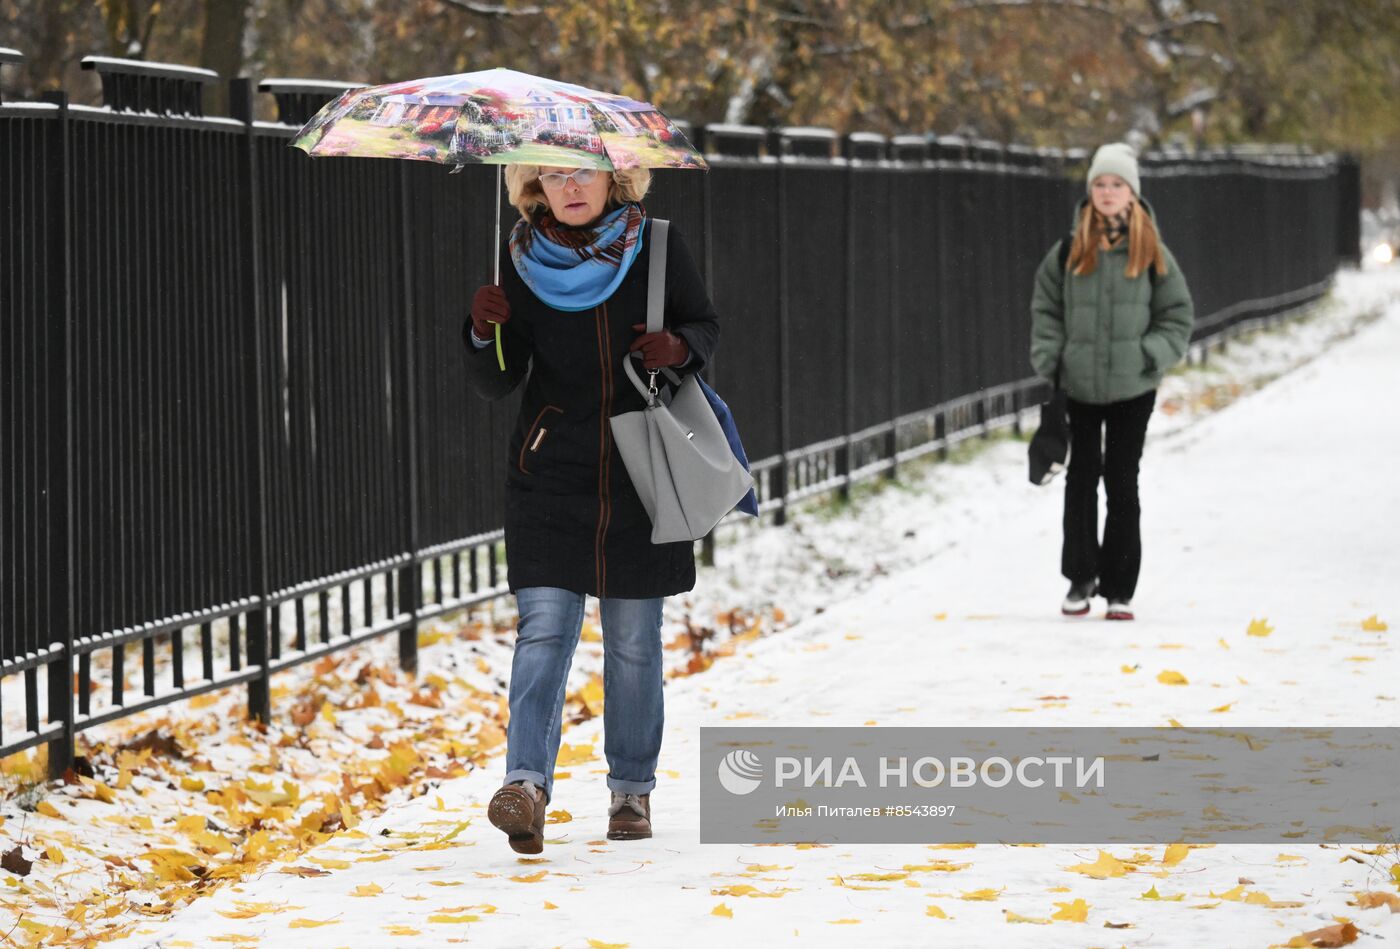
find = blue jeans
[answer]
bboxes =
[503,587,665,803]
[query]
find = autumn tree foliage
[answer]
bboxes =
[2,0,1398,174]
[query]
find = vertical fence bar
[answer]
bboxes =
[396,163,421,673]
[772,133,791,525]
[42,90,76,778]
[839,136,857,502]
[699,158,718,566]
[231,78,272,722]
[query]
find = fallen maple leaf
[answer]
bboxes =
[1157,670,1189,686]
[1247,618,1274,637]
[1005,910,1050,924]
[960,888,1001,901]
[1052,898,1089,922]
[711,902,733,918]
[428,914,481,923]
[1281,921,1359,947]
[1361,615,1388,632]
[1162,843,1190,867]
[35,800,63,819]
[586,940,628,949]
[287,917,339,928]
[510,870,548,883]
[1355,892,1400,912]
[351,883,383,897]
[1066,851,1130,879]
[383,925,421,936]
[926,904,949,918]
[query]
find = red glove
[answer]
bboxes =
[471,285,510,340]
[629,324,689,369]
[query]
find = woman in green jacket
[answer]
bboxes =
[1029,143,1194,621]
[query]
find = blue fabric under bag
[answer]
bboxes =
[694,375,759,517]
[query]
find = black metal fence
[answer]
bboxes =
[0,52,1354,776]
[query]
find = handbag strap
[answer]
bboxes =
[647,218,669,334]
[630,217,681,392]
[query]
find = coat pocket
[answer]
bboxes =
[519,405,563,475]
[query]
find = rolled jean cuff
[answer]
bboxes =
[606,773,656,795]
[503,768,550,801]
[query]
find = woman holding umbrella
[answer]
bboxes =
[1029,143,1194,622]
[463,162,719,854]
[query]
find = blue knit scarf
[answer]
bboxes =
[509,203,646,312]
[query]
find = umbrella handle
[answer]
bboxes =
[494,164,506,371]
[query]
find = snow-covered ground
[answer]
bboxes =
[6,266,1400,948]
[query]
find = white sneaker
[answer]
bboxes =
[1105,599,1134,621]
[1061,580,1097,616]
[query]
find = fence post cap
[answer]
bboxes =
[0,47,24,66]
[701,123,767,158]
[80,55,220,83]
[844,131,887,161]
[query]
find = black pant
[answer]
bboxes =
[1062,390,1155,601]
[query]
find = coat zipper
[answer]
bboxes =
[594,303,614,596]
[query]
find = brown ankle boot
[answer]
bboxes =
[488,781,546,854]
[607,791,651,840]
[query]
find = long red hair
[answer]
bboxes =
[1067,201,1168,280]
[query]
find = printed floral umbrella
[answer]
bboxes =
[290,67,707,368]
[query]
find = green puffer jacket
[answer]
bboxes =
[1029,200,1194,405]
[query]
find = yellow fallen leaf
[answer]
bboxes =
[428,914,481,923]
[960,888,1001,901]
[383,925,421,936]
[556,743,597,765]
[44,845,65,865]
[1052,898,1089,922]
[181,776,205,792]
[544,901,558,910]
[351,884,382,897]
[1005,910,1050,924]
[587,941,628,949]
[1160,844,1189,867]
[829,919,861,924]
[511,870,548,883]
[711,884,794,898]
[309,857,351,870]
[1066,851,1130,879]
[847,871,908,881]
[1121,665,1138,674]
[1210,884,1247,901]
[1168,718,1184,727]
[926,904,949,918]
[547,809,573,823]
[1157,670,1189,686]
[1354,892,1400,912]
[288,918,339,928]
[1361,615,1388,632]
[1139,886,1184,901]
[36,801,62,819]
[1247,618,1273,637]
[176,815,206,834]
[712,903,733,918]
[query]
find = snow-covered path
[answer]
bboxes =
[110,297,1400,947]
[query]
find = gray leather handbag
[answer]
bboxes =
[609,219,755,544]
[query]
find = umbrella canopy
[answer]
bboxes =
[291,67,706,172]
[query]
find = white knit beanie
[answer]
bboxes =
[1086,143,1141,196]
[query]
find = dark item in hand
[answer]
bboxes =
[628,323,689,369]
[471,284,511,340]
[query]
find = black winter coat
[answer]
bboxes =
[462,219,721,599]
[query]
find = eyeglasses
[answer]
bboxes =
[538,167,600,190]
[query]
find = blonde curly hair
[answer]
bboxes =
[504,164,652,222]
